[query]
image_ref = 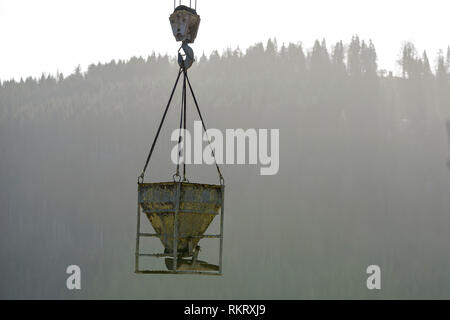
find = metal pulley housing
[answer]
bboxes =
[169,5,201,44]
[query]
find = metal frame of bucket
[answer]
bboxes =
[135,181,225,275]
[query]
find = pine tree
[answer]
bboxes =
[367,40,378,75]
[399,42,419,79]
[436,50,447,81]
[74,65,82,76]
[286,43,306,74]
[199,52,207,64]
[347,35,361,77]
[422,51,432,77]
[332,41,346,75]
[266,38,277,56]
[447,46,450,73]
[321,39,330,67]
[310,39,330,77]
[57,71,64,82]
[310,39,323,74]
[360,40,377,76]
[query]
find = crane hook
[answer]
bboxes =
[178,41,195,70]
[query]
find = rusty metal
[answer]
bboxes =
[135,182,225,275]
[169,5,201,44]
[219,184,225,274]
[135,191,141,273]
[136,270,221,276]
[139,233,220,239]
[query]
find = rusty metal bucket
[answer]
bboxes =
[138,182,222,257]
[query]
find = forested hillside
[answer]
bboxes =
[1,37,450,299]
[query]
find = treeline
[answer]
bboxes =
[1,36,449,87]
[2,36,450,84]
[1,36,449,122]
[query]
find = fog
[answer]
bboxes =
[1,38,450,299]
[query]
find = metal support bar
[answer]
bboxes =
[176,70,189,180]
[190,234,221,239]
[139,253,173,258]
[139,233,158,237]
[141,209,218,215]
[136,270,221,276]
[135,188,141,273]
[140,233,220,239]
[172,182,181,271]
[219,185,225,274]
[182,70,187,181]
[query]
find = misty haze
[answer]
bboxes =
[1,36,450,299]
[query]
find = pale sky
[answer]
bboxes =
[0,0,449,80]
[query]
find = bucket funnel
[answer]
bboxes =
[138,182,222,257]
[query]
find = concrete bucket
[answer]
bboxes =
[136,181,224,274]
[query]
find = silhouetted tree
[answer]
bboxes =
[436,50,447,82]
[332,41,346,76]
[447,46,450,72]
[360,40,377,77]
[400,42,423,79]
[422,51,432,77]
[266,38,277,57]
[310,39,331,77]
[285,42,306,74]
[347,35,361,77]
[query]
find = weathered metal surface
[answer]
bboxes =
[138,182,222,256]
[164,258,219,272]
[169,6,201,44]
[135,270,221,276]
